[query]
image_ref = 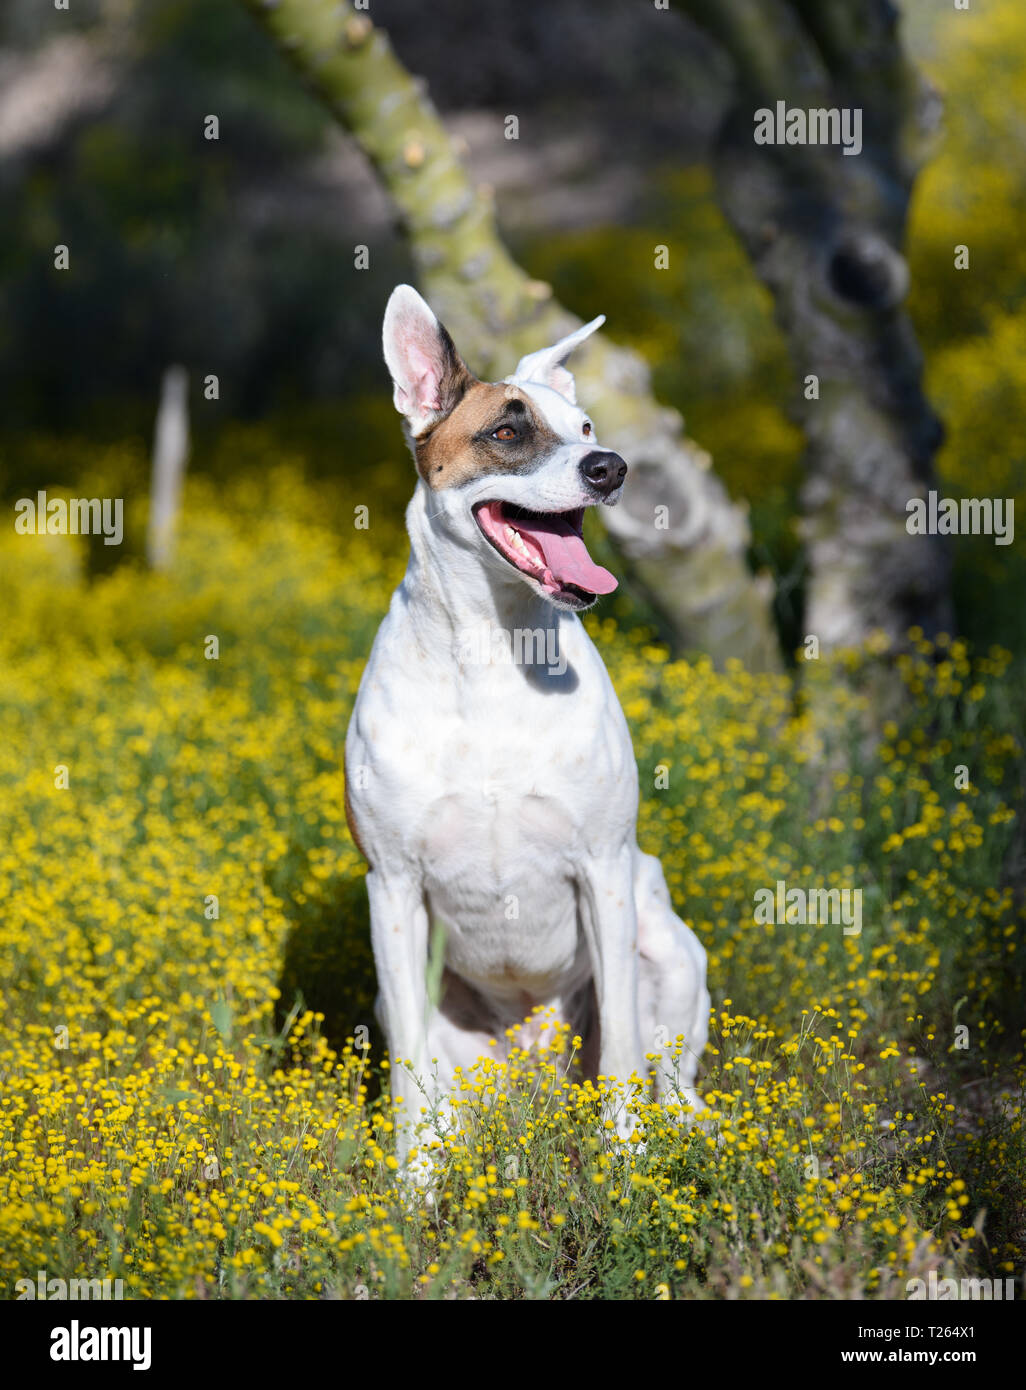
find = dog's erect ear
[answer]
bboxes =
[382,284,476,437]
[506,315,605,404]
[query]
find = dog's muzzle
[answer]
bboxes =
[580,451,628,499]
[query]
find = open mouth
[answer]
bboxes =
[474,501,618,605]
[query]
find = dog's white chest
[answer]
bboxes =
[346,597,637,998]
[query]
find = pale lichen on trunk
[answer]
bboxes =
[240,0,783,671]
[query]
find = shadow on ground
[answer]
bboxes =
[273,852,382,1066]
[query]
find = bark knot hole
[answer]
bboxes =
[827,234,909,310]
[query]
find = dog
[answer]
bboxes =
[344,285,710,1175]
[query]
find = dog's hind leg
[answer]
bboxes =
[577,846,648,1138]
[633,850,710,1114]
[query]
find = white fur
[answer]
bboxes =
[347,287,710,1177]
[507,315,605,403]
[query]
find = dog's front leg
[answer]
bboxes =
[578,846,646,1139]
[364,868,434,1169]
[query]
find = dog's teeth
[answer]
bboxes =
[505,525,529,555]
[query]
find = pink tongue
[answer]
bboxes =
[516,514,618,595]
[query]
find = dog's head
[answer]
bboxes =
[382,283,625,612]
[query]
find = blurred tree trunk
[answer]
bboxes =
[679,0,954,662]
[147,365,189,571]
[240,0,782,672]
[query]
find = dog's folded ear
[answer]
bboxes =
[507,315,605,404]
[383,285,477,437]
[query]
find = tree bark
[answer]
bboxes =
[678,0,954,657]
[240,0,782,671]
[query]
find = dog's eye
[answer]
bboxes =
[582,421,592,436]
[492,426,517,441]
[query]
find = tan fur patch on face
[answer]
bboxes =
[415,383,562,489]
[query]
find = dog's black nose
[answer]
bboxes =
[580,451,628,497]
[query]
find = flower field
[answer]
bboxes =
[1,453,1023,1299]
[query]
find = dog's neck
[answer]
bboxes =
[400,480,566,660]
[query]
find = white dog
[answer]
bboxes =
[345,285,709,1172]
